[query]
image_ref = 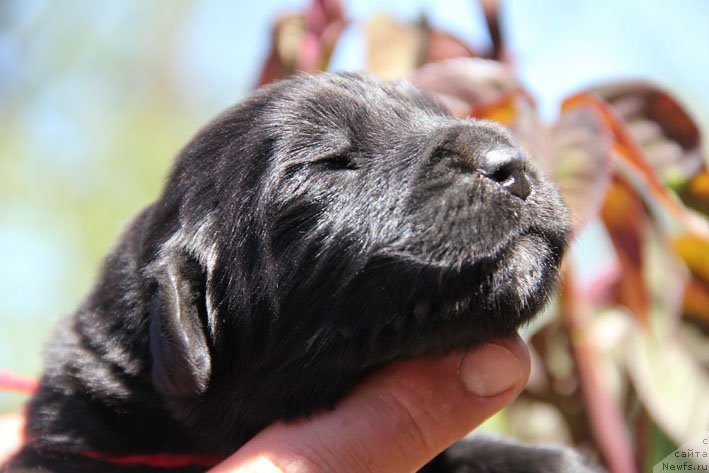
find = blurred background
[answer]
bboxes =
[1,1,708,471]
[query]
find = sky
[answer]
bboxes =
[175,0,709,119]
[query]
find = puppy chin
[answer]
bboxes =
[484,232,563,321]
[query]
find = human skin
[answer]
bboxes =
[1,338,528,472]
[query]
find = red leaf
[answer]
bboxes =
[257,0,347,86]
[297,0,347,71]
[411,58,523,118]
[560,274,638,473]
[419,19,477,64]
[479,0,504,60]
[562,93,708,237]
[551,94,615,233]
[257,15,305,86]
[682,276,709,322]
[590,82,704,185]
[600,177,650,327]
[673,234,709,323]
[677,168,709,217]
[365,15,419,79]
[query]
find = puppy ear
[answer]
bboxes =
[148,251,212,398]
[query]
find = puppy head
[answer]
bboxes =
[147,73,569,427]
[235,74,568,344]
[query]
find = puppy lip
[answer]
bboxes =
[376,224,566,270]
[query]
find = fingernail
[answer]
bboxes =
[460,343,523,397]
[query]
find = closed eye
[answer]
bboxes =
[315,152,360,171]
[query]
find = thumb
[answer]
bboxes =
[209,336,530,473]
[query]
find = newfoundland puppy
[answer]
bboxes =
[5,73,601,472]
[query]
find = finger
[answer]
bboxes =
[209,336,530,473]
[0,414,25,464]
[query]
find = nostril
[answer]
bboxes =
[479,147,532,200]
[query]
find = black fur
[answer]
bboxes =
[6,73,598,472]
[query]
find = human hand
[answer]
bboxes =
[0,337,529,472]
[0,413,24,463]
[208,336,530,473]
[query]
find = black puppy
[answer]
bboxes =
[6,73,597,472]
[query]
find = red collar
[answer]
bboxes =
[1,372,225,469]
[0,370,39,393]
[80,450,225,469]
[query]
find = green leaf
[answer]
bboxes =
[625,330,709,444]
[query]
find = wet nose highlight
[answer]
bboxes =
[478,147,531,200]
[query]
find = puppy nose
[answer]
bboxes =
[478,147,531,200]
